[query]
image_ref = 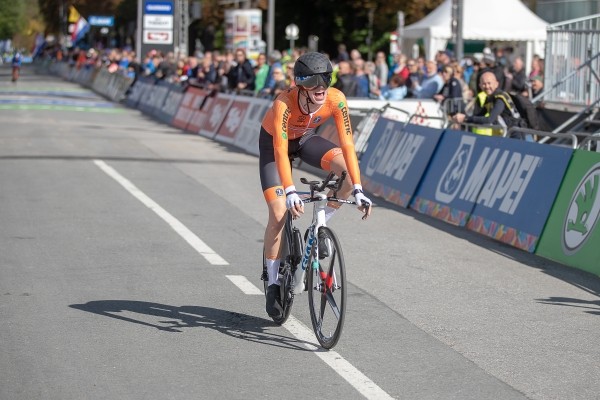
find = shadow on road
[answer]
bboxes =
[69,300,314,350]
[535,296,600,315]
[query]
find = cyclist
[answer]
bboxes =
[11,51,22,82]
[259,52,372,319]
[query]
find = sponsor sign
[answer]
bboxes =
[138,80,170,116]
[125,77,153,108]
[411,131,572,250]
[199,95,234,138]
[145,1,173,14]
[89,16,114,27]
[215,97,251,144]
[154,82,184,124]
[143,30,173,44]
[144,15,173,30]
[359,118,444,207]
[172,87,208,131]
[233,98,271,156]
[537,150,600,275]
[465,137,572,252]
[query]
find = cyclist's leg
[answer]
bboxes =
[259,128,286,286]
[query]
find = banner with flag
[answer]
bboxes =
[69,6,90,44]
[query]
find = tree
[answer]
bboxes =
[0,0,25,40]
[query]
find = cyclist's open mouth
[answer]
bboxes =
[313,90,326,102]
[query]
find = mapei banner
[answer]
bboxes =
[411,130,572,252]
[536,150,600,275]
[359,118,444,207]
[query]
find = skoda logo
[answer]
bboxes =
[562,163,600,254]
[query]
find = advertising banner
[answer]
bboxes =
[214,96,251,144]
[465,138,572,252]
[536,150,600,275]
[198,95,233,139]
[233,97,271,156]
[139,80,171,116]
[172,87,207,132]
[155,83,185,125]
[125,77,153,109]
[359,118,444,207]
[224,9,263,59]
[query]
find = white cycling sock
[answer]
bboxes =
[266,258,280,286]
[325,206,337,222]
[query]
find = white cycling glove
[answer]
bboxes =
[285,186,303,210]
[353,184,372,207]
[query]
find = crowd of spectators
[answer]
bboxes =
[40,43,545,112]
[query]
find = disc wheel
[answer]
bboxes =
[307,226,346,349]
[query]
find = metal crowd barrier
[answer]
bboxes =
[543,14,600,107]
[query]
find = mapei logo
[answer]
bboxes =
[435,135,541,215]
[562,163,600,254]
[436,136,476,203]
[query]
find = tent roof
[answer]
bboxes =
[403,0,549,41]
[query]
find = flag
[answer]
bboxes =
[69,6,90,44]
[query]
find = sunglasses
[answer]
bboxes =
[295,73,332,89]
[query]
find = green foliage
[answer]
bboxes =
[0,0,25,40]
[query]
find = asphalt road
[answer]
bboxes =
[1,64,599,400]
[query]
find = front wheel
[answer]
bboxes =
[307,226,346,349]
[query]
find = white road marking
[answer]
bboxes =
[234,280,394,400]
[226,275,263,295]
[93,159,229,265]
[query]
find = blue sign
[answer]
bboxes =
[360,118,444,207]
[145,1,174,14]
[89,16,114,27]
[410,130,573,251]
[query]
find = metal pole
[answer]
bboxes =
[456,0,464,61]
[268,0,274,55]
[136,0,142,62]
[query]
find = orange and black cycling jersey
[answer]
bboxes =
[261,86,361,189]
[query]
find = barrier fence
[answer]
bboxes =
[39,61,600,277]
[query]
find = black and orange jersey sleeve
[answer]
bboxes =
[270,97,294,189]
[327,88,362,187]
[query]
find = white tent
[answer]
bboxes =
[402,0,548,69]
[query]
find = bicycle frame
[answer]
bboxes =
[292,192,328,294]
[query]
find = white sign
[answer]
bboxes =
[144,15,174,30]
[143,30,173,44]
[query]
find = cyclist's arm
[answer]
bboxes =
[271,100,294,190]
[330,89,362,187]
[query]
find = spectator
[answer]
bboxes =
[529,55,544,82]
[354,60,370,98]
[335,43,349,63]
[379,75,407,101]
[412,60,444,99]
[452,62,471,101]
[254,53,270,94]
[285,61,295,87]
[271,66,288,97]
[332,60,357,97]
[227,48,255,92]
[478,53,506,91]
[508,56,528,94]
[390,53,409,81]
[405,58,422,97]
[364,61,380,99]
[350,48,363,63]
[452,71,525,134]
[530,75,544,98]
[262,50,283,96]
[374,51,389,87]
[197,53,218,88]
[434,65,464,115]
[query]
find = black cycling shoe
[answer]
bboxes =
[265,284,283,318]
[318,231,332,259]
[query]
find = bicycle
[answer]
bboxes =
[261,171,367,349]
